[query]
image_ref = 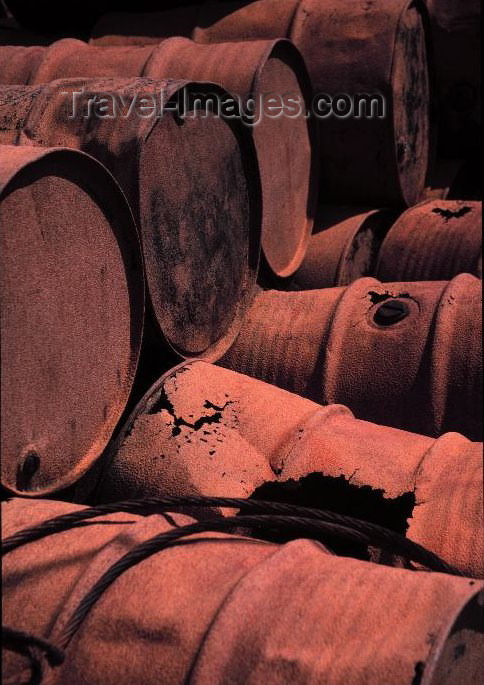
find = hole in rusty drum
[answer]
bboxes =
[373,299,410,326]
[16,451,40,491]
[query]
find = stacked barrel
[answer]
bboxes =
[1,2,482,684]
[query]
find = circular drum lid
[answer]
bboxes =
[254,41,317,279]
[0,146,144,496]
[139,84,262,361]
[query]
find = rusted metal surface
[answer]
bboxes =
[0,144,144,497]
[0,79,262,360]
[3,496,483,684]
[90,0,432,207]
[0,42,45,82]
[145,37,317,279]
[0,37,317,278]
[285,0,431,206]
[376,200,482,281]
[219,275,482,440]
[289,206,398,290]
[0,38,153,84]
[0,6,481,680]
[91,361,483,577]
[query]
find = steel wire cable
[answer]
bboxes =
[2,495,462,669]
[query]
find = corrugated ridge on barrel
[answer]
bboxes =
[89,0,433,206]
[218,286,337,398]
[0,38,153,84]
[429,274,482,440]
[0,78,262,361]
[0,37,317,278]
[0,43,46,83]
[376,200,482,281]
[219,276,482,440]
[92,360,483,577]
[38,38,153,83]
[3,497,483,685]
[406,431,483,579]
[0,144,144,496]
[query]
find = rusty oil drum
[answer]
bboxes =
[0,79,262,360]
[218,274,482,440]
[376,200,482,281]
[0,36,317,279]
[288,206,398,289]
[2,496,483,685]
[0,144,144,497]
[90,361,483,578]
[90,0,433,207]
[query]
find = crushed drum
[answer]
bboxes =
[91,360,483,577]
[2,496,483,685]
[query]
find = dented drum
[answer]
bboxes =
[219,275,482,440]
[0,42,46,83]
[92,361,483,577]
[0,144,144,496]
[0,79,262,360]
[2,497,483,685]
